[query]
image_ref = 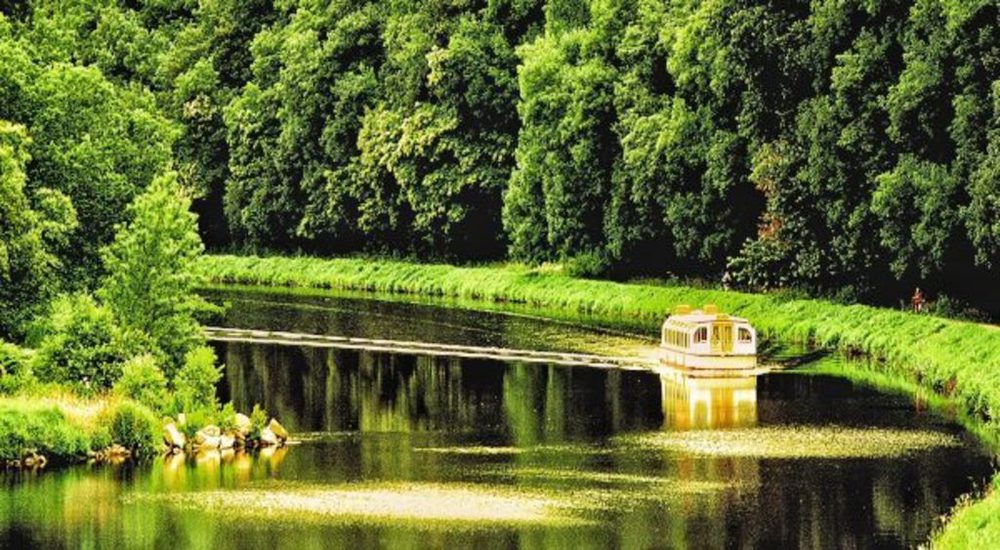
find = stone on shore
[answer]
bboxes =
[163,422,185,449]
[267,419,288,442]
[234,413,252,436]
[200,425,221,438]
[194,426,222,449]
[259,427,278,447]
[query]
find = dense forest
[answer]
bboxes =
[3,0,1000,318]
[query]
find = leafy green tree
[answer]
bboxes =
[99,171,210,376]
[505,13,620,262]
[172,346,222,413]
[31,294,136,393]
[0,121,76,337]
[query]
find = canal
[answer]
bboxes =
[1,289,994,548]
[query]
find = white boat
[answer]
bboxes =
[659,304,758,373]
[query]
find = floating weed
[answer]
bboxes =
[413,444,614,457]
[477,466,731,493]
[415,446,525,456]
[615,426,960,459]
[127,482,598,529]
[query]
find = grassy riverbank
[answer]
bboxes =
[196,254,1000,547]
[197,255,1000,431]
[0,392,161,465]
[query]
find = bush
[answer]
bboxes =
[177,407,215,439]
[216,402,237,432]
[31,295,136,393]
[0,341,27,377]
[249,403,267,439]
[172,346,221,413]
[114,354,168,412]
[564,251,611,279]
[103,401,160,458]
[0,402,91,461]
[0,341,34,395]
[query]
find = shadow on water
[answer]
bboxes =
[0,289,995,549]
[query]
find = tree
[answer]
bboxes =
[0,121,76,338]
[99,171,209,376]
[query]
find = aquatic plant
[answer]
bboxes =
[129,482,598,528]
[616,426,959,459]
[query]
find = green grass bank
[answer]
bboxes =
[196,254,1000,547]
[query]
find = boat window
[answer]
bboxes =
[694,327,707,343]
[738,328,752,343]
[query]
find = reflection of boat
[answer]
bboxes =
[659,304,759,373]
[659,366,758,430]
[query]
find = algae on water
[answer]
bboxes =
[616,425,960,459]
[128,482,601,528]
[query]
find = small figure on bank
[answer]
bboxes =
[912,287,926,313]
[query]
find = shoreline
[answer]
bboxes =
[195,253,1000,547]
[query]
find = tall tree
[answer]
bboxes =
[99,171,209,376]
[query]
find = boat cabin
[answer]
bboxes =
[659,304,757,370]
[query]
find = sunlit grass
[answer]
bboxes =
[933,476,1000,549]
[128,482,599,528]
[616,425,960,459]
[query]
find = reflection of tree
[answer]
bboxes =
[223,343,504,433]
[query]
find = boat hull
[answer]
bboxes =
[659,347,758,372]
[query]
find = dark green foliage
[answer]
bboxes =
[103,400,160,458]
[0,121,77,338]
[7,0,1000,309]
[0,341,33,394]
[0,8,174,294]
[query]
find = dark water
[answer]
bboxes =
[0,290,994,549]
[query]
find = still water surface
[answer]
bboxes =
[1,290,994,549]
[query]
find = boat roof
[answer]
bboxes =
[663,305,752,327]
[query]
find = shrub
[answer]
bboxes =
[0,341,27,377]
[103,401,160,458]
[249,403,267,439]
[172,346,221,413]
[0,341,34,395]
[564,251,610,279]
[216,402,237,432]
[0,402,91,461]
[177,407,215,439]
[31,295,136,393]
[114,354,168,412]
